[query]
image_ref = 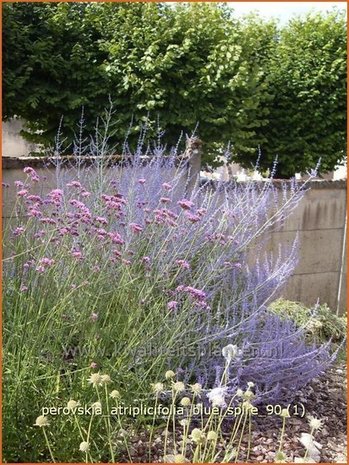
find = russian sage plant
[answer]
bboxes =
[3,126,336,461]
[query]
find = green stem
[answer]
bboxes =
[148,395,159,461]
[114,400,132,462]
[246,412,252,461]
[234,411,248,462]
[42,427,56,463]
[164,390,177,459]
[103,385,115,462]
[277,416,287,453]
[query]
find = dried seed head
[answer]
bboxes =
[207,431,218,441]
[34,415,50,427]
[180,397,191,407]
[67,400,79,411]
[88,372,103,387]
[165,370,176,380]
[172,381,185,392]
[110,390,120,399]
[79,441,89,452]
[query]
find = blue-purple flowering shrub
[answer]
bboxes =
[3,133,338,461]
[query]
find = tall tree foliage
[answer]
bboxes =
[244,10,346,177]
[3,3,346,176]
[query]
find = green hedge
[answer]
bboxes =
[3,3,346,176]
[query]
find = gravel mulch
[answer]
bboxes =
[118,364,347,463]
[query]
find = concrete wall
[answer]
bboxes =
[266,182,347,314]
[2,119,41,157]
[2,158,347,314]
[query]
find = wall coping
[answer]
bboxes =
[2,156,347,189]
[208,179,347,189]
[2,155,188,169]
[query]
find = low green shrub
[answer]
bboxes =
[268,298,346,344]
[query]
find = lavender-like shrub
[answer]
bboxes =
[3,128,337,460]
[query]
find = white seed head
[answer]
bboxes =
[79,441,89,452]
[151,382,164,394]
[190,383,202,395]
[67,400,79,411]
[307,415,323,431]
[222,344,240,363]
[180,397,191,407]
[172,381,185,392]
[207,387,227,408]
[236,388,244,397]
[165,370,176,379]
[88,372,103,387]
[247,381,255,388]
[243,390,255,401]
[110,390,120,399]
[190,428,205,443]
[34,415,50,427]
[101,374,111,384]
[207,431,218,441]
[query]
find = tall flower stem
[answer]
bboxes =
[148,394,159,461]
[42,427,56,463]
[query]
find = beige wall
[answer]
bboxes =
[2,160,347,314]
[267,183,347,314]
[2,120,41,158]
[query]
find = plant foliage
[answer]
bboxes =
[3,125,339,461]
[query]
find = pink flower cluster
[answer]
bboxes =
[175,285,209,309]
[23,166,39,182]
[167,300,178,310]
[129,223,143,234]
[13,227,25,237]
[177,199,194,210]
[48,189,64,207]
[152,208,178,227]
[175,259,190,270]
[12,173,214,312]
[36,257,55,273]
[102,194,126,217]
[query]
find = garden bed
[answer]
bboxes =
[115,365,347,463]
[3,151,346,463]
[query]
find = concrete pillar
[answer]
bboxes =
[184,136,202,196]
